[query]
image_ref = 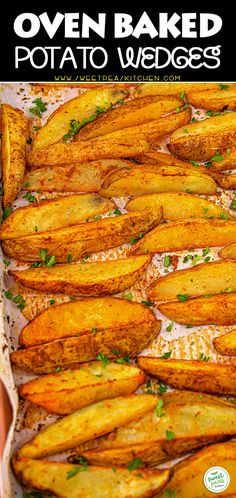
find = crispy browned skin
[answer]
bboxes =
[1,104,28,206]
[216,173,236,189]
[213,330,236,356]
[158,292,236,326]
[219,242,236,259]
[187,86,236,111]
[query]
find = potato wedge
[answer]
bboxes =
[3,209,162,262]
[19,296,157,347]
[169,112,236,161]
[16,394,158,458]
[12,457,170,498]
[134,151,201,169]
[219,242,236,259]
[134,83,223,97]
[132,219,236,255]
[138,357,236,396]
[126,193,232,221]
[11,318,160,373]
[210,147,236,171]
[100,166,216,197]
[155,441,236,498]
[75,95,181,141]
[158,292,236,326]
[0,194,113,240]
[187,87,236,111]
[213,330,236,356]
[1,104,28,206]
[22,159,134,192]
[18,361,145,414]
[216,173,236,189]
[27,138,150,169]
[32,87,127,149]
[78,392,236,466]
[9,255,151,296]
[148,260,236,302]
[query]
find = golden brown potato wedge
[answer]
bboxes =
[187,87,236,111]
[216,173,236,189]
[133,151,204,170]
[155,441,236,498]
[22,159,134,192]
[134,83,223,97]
[9,255,151,296]
[16,394,158,458]
[0,194,113,240]
[213,330,236,356]
[77,392,236,466]
[148,260,236,302]
[27,138,150,169]
[18,361,145,414]
[19,296,157,347]
[32,87,127,149]
[1,104,28,206]
[3,209,162,262]
[126,192,232,221]
[11,318,160,373]
[12,457,170,498]
[100,166,216,197]
[219,242,236,259]
[132,218,236,255]
[158,292,236,326]
[138,357,236,396]
[210,147,236,171]
[76,95,181,141]
[169,112,236,161]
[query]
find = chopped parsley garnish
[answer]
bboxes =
[156,398,164,417]
[161,351,172,359]
[23,192,36,203]
[166,322,173,332]
[39,249,56,267]
[164,489,177,498]
[198,353,210,362]
[190,159,200,166]
[230,199,236,211]
[191,117,197,123]
[63,104,114,141]
[205,110,221,117]
[23,491,45,498]
[183,128,189,133]
[74,456,89,467]
[112,349,120,355]
[4,290,26,311]
[179,92,185,100]
[67,253,73,263]
[92,328,98,335]
[2,206,12,221]
[29,97,47,118]
[141,300,155,307]
[127,458,143,472]
[220,212,228,219]
[177,294,189,302]
[157,381,168,394]
[49,299,55,305]
[55,367,62,373]
[211,153,224,162]
[164,255,171,268]
[166,430,175,441]
[130,233,143,245]
[3,259,10,267]
[175,107,181,113]
[116,356,131,364]
[123,293,133,300]
[66,465,87,479]
[202,247,210,256]
[219,83,230,91]
[96,353,109,366]
[113,208,122,215]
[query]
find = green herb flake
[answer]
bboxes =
[219,83,230,91]
[161,351,172,359]
[175,107,181,113]
[55,367,62,373]
[202,247,210,256]
[156,398,164,418]
[183,128,189,134]
[67,253,73,263]
[141,300,155,307]
[46,255,56,267]
[3,259,10,267]
[4,290,13,300]
[164,255,171,268]
[29,97,47,118]
[49,299,55,305]
[136,472,143,478]
[113,208,122,215]
[127,458,143,472]
[116,356,130,364]
[96,353,109,366]
[220,212,228,219]
[191,117,197,123]
[123,293,133,300]
[130,233,143,245]
[179,92,185,100]
[230,199,236,211]
[164,489,177,498]
[166,430,175,441]
[211,153,225,162]
[92,327,98,335]
[166,322,173,332]
[112,349,120,355]
[2,206,13,221]
[23,192,36,203]
[198,353,210,362]
[190,160,200,166]
[66,465,87,480]
[177,294,189,302]
[23,491,45,498]
[158,381,168,394]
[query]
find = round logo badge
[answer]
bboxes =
[204,467,230,493]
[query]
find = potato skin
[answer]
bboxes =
[216,173,236,190]
[187,87,236,111]
[213,330,236,356]
[219,242,236,259]
[134,82,223,97]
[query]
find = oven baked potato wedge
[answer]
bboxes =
[148,260,236,302]
[158,292,236,326]
[9,255,151,295]
[138,357,236,396]
[1,104,28,206]
[132,218,236,255]
[187,86,236,111]
[11,318,160,373]
[216,173,236,189]
[134,82,222,97]
[76,392,236,466]
[0,194,113,240]
[126,192,232,220]
[75,95,181,141]
[219,241,236,259]
[27,138,150,168]
[213,330,236,356]
[3,208,162,262]
[100,166,216,197]
[12,457,170,498]
[18,361,145,414]
[155,441,236,498]
[32,87,127,149]
[133,151,210,172]
[210,147,236,171]
[169,112,236,161]
[16,394,158,458]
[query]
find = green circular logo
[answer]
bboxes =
[204,467,230,493]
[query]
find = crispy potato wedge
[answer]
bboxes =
[219,241,236,258]
[187,87,236,111]
[32,87,127,149]
[132,219,236,255]
[156,441,236,498]
[148,260,236,302]
[22,159,134,192]
[138,357,236,396]
[76,95,181,141]
[216,173,236,189]
[134,151,202,169]
[16,394,158,458]
[12,457,170,498]
[169,112,236,161]
[158,292,236,326]
[18,361,145,414]
[9,255,151,296]
[1,104,28,206]
[100,166,216,197]
[27,138,150,168]
[134,83,223,97]
[210,147,236,171]
[78,392,236,466]
[11,319,160,373]
[3,209,162,262]
[0,194,113,240]
[213,330,236,356]
[126,192,232,220]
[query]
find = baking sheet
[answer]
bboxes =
[1,83,236,498]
